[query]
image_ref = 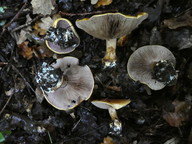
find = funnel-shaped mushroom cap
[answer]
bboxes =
[127,45,176,90]
[44,57,94,110]
[76,12,148,40]
[45,18,80,54]
[91,99,131,110]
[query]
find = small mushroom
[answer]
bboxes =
[45,18,80,54]
[76,12,148,67]
[35,56,94,110]
[127,45,178,90]
[91,99,131,135]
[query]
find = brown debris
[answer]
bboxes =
[101,136,116,144]
[18,41,33,60]
[163,10,192,29]
[163,100,191,127]
[95,0,113,8]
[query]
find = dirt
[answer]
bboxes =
[0,0,192,144]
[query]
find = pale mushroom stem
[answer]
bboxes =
[102,38,117,67]
[108,107,119,121]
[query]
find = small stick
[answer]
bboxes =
[0,2,27,37]
[11,64,35,94]
[11,15,42,32]
[59,9,118,17]
[0,94,13,115]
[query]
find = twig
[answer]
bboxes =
[11,64,35,94]
[59,9,118,16]
[0,75,16,115]
[47,131,53,144]
[11,15,42,32]
[0,62,8,66]
[0,94,13,115]
[0,2,27,37]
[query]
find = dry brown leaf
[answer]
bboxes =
[163,10,192,29]
[163,100,191,127]
[31,0,54,16]
[101,136,116,144]
[33,16,60,36]
[18,41,33,59]
[95,0,113,7]
[33,45,54,59]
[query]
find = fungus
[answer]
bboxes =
[91,99,131,135]
[76,12,148,67]
[35,56,94,110]
[45,18,80,54]
[127,45,178,90]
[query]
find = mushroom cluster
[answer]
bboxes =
[35,57,94,110]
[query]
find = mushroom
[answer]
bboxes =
[91,99,131,135]
[76,12,148,67]
[127,45,178,90]
[35,56,94,110]
[45,18,80,54]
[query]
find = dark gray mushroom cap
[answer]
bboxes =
[127,45,176,90]
[44,57,94,110]
[76,12,148,40]
[45,18,80,54]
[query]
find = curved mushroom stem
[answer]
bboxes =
[102,38,117,68]
[108,107,122,135]
[108,107,118,120]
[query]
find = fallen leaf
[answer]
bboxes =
[33,45,54,59]
[15,14,32,45]
[33,16,60,36]
[101,136,116,144]
[91,0,98,4]
[163,10,192,29]
[35,87,44,103]
[163,100,191,127]
[18,41,33,59]
[31,0,54,16]
[95,0,113,7]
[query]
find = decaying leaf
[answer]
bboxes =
[15,14,32,45]
[91,0,98,4]
[95,0,113,7]
[163,10,192,29]
[31,0,54,16]
[163,100,191,127]
[18,41,33,59]
[35,87,44,103]
[33,16,60,36]
[101,136,116,144]
[33,45,54,59]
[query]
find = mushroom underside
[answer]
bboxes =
[45,65,94,110]
[127,45,176,90]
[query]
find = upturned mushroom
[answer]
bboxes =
[127,45,178,90]
[45,18,80,54]
[35,56,94,110]
[76,12,148,67]
[91,99,131,135]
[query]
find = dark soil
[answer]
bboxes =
[0,0,192,144]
